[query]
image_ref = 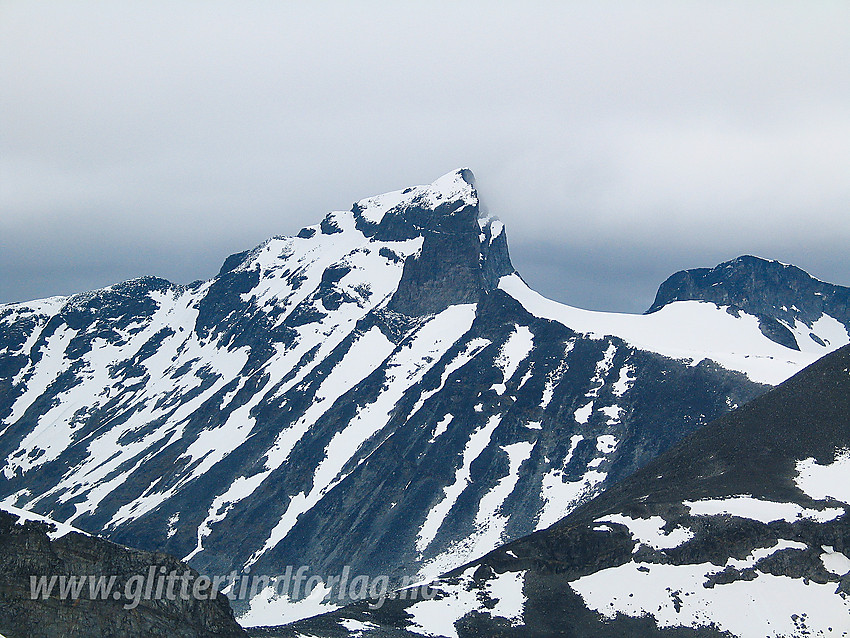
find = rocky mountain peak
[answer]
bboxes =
[647,255,850,350]
[351,167,480,240]
[311,168,509,316]
[201,168,514,327]
[371,169,514,315]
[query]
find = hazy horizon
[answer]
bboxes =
[3,2,849,311]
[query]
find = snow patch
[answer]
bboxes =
[563,434,583,466]
[536,468,606,531]
[820,546,850,576]
[596,514,693,551]
[795,449,850,504]
[237,581,337,627]
[494,325,534,384]
[338,618,380,634]
[595,435,618,454]
[726,540,808,569]
[429,414,453,443]
[486,570,525,624]
[407,567,525,638]
[166,513,179,539]
[571,560,850,637]
[574,401,593,425]
[684,495,844,524]
[612,364,636,397]
[406,569,478,638]
[599,405,622,425]
[540,342,573,408]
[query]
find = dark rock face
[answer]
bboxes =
[647,255,850,349]
[286,345,850,637]
[388,220,486,315]
[363,170,513,316]
[0,509,246,638]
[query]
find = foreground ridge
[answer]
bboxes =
[0,505,247,638]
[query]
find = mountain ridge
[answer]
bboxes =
[0,169,847,626]
[0,504,247,638]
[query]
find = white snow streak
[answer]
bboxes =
[416,414,502,556]
[684,495,844,524]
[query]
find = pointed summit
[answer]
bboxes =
[214,169,513,317]
[351,168,514,315]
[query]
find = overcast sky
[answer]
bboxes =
[2,1,849,312]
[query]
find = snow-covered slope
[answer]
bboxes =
[648,254,850,354]
[0,169,847,624]
[501,272,847,385]
[284,343,850,638]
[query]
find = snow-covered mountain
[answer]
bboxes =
[0,169,847,623]
[648,254,850,352]
[295,342,850,637]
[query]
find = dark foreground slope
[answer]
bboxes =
[0,507,247,638]
[278,344,850,637]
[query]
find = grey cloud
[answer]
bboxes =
[2,1,849,308]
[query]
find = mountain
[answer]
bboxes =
[277,342,850,638]
[0,169,846,624]
[0,504,246,638]
[648,255,850,352]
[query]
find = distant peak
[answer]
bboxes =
[647,255,804,314]
[647,255,818,315]
[647,255,850,350]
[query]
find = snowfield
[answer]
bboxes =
[500,273,849,384]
